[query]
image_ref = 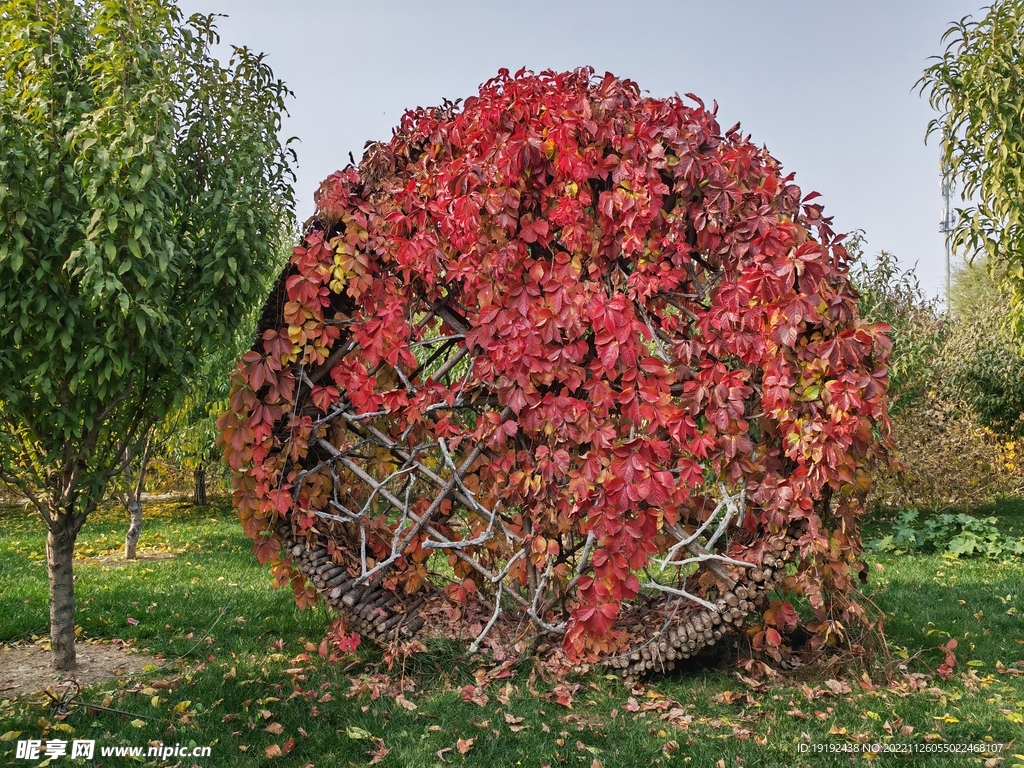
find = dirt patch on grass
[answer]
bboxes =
[75,549,179,567]
[0,638,163,701]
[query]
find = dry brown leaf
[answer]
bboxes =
[461,685,489,707]
[497,682,515,705]
[264,722,284,735]
[395,694,417,711]
[457,737,475,755]
[265,744,282,759]
[367,737,389,765]
[824,679,852,696]
[436,747,452,762]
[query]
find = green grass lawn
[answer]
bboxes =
[1,498,1022,767]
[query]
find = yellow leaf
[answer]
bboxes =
[0,732,21,742]
[130,719,146,729]
[151,696,160,708]
[171,700,191,714]
[1003,711,1024,724]
[52,723,74,733]
[865,710,881,721]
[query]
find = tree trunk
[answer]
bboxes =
[124,496,143,559]
[47,524,78,671]
[193,466,207,506]
[122,430,153,559]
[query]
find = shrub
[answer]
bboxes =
[868,508,1024,559]
[220,68,892,668]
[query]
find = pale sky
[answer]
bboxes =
[176,0,987,300]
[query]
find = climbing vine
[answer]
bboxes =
[218,68,892,669]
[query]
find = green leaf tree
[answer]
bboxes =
[0,0,295,670]
[920,0,1024,324]
[849,238,945,413]
[944,260,1024,436]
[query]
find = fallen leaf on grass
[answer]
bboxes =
[549,683,580,709]
[265,722,284,735]
[436,747,452,762]
[712,690,753,706]
[497,682,515,705]
[457,737,475,755]
[367,737,389,764]
[346,726,373,740]
[461,685,489,707]
[824,679,852,695]
[395,694,417,711]
[265,744,282,759]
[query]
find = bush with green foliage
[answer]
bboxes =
[868,508,1024,559]
[852,246,1024,510]
[849,238,944,414]
[943,261,1024,437]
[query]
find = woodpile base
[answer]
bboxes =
[281,519,801,682]
[605,525,801,684]
[280,526,430,642]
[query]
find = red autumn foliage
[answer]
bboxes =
[217,67,892,662]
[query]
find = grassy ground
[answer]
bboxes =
[1,497,1022,767]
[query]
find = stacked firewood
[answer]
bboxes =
[280,527,428,643]
[282,520,800,679]
[605,528,800,683]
